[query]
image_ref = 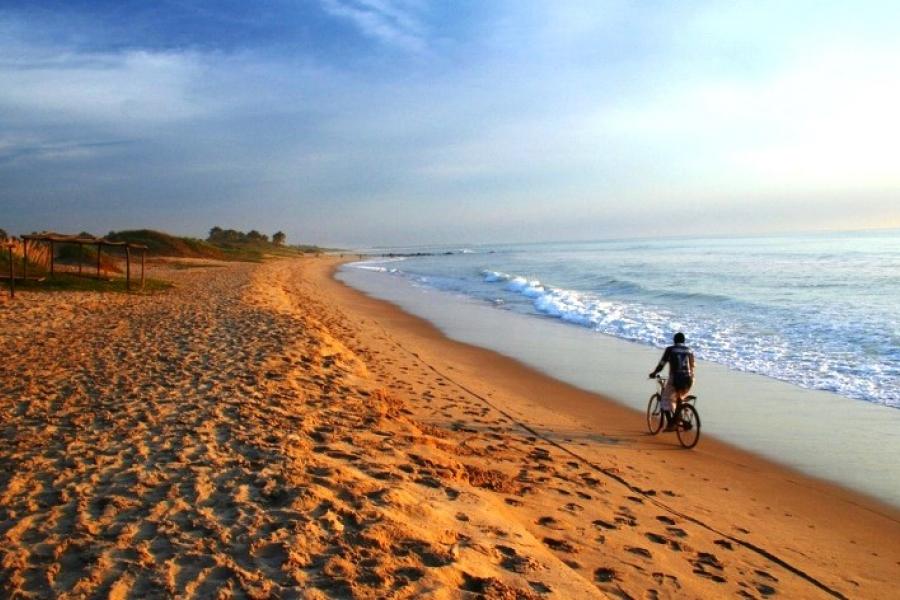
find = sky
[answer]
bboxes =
[1,1,899,246]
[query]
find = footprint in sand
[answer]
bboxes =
[754,582,777,596]
[537,516,563,529]
[691,552,727,583]
[495,545,539,574]
[651,572,681,591]
[592,519,618,531]
[542,537,576,553]
[626,546,652,559]
[528,447,551,462]
[655,515,676,525]
[396,566,427,581]
[645,532,668,545]
[615,513,638,527]
[528,581,552,594]
[579,475,602,487]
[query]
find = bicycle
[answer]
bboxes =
[646,376,701,448]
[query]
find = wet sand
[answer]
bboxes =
[1,257,897,599]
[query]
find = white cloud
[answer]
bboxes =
[0,134,123,164]
[320,0,427,53]
[0,46,209,127]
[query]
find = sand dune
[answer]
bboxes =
[1,258,897,599]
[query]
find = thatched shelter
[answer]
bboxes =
[14,232,149,293]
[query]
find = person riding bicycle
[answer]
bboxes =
[648,332,695,431]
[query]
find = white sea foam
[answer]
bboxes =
[506,276,545,298]
[347,257,407,273]
[352,265,402,273]
[481,270,510,282]
[479,268,899,407]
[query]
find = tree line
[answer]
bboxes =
[207,227,286,246]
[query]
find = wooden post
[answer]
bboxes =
[7,246,13,298]
[97,243,102,278]
[22,238,28,281]
[49,240,55,276]
[125,246,131,291]
[140,250,145,290]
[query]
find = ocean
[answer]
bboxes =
[346,230,899,409]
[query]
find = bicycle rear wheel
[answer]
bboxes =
[646,393,664,434]
[675,403,701,448]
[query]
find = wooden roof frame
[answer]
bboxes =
[6,232,149,297]
[2,240,17,298]
[21,232,148,249]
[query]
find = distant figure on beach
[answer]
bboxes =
[649,332,695,431]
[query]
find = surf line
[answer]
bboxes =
[372,321,850,600]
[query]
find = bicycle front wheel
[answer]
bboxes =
[646,393,664,434]
[675,403,701,448]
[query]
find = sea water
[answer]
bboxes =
[346,230,899,408]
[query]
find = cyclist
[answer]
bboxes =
[648,332,695,431]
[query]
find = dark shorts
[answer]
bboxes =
[672,373,693,392]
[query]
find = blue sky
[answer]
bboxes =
[1,1,898,245]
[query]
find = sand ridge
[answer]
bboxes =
[1,257,897,599]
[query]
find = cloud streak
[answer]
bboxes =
[1,51,207,126]
[319,0,428,53]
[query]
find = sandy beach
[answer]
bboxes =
[1,257,898,599]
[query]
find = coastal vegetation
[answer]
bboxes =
[108,228,330,261]
[106,229,226,260]
[1,226,329,295]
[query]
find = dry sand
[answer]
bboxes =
[1,257,897,599]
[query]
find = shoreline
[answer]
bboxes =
[327,259,899,514]
[336,261,900,508]
[316,257,900,595]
